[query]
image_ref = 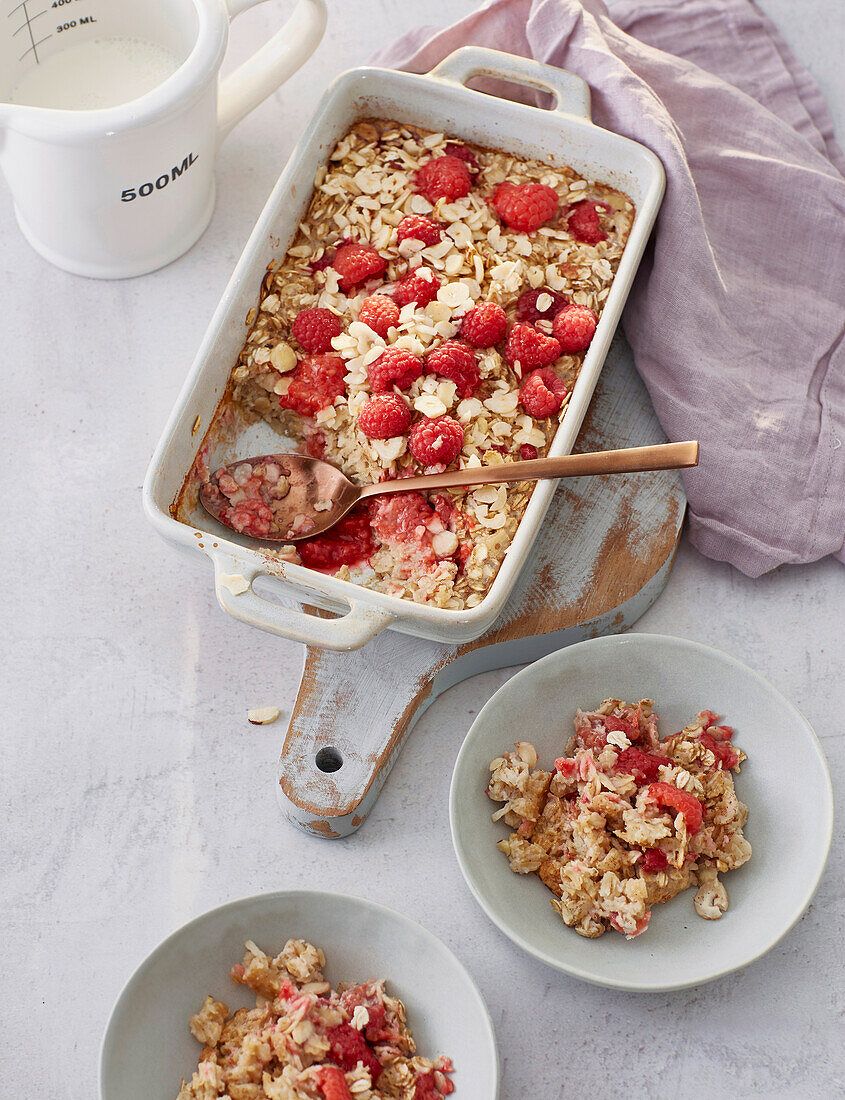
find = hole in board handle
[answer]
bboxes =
[315,747,343,773]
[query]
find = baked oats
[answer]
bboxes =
[182,119,634,609]
[177,938,454,1100]
[487,701,752,938]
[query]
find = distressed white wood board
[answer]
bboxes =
[277,332,686,837]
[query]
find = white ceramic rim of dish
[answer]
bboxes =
[448,632,834,992]
[98,887,500,1097]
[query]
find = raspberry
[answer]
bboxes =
[392,268,441,308]
[491,181,559,232]
[552,304,598,353]
[519,444,538,461]
[444,141,479,171]
[414,154,472,203]
[332,241,386,292]
[646,782,704,835]
[357,393,412,439]
[505,322,562,369]
[397,214,442,246]
[312,1066,353,1100]
[425,340,479,398]
[640,849,669,874]
[460,301,508,348]
[325,1024,382,1081]
[298,508,375,571]
[370,491,436,546]
[278,353,346,417]
[697,730,740,770]
[567,200,608,245]
[615,747,671,784]
[358,295,400,338]
[367,346,423,392]
[291,307,342,353]
[409,416,464,466]
[605,711,647,743]
[226,498,273,539]
[413,1073,441,1100]
[519,367,568,418]
[515,287,568,324]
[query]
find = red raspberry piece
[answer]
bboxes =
[425,340,479,398]
[367,346,424,392]
[554,757,577,776]
[519,444,538,461]
[515,287,568,324]
[291,307,342,354]
[698,730,740,770]
[332,241,387,292]
[615,747,671,784]
[646,782,704,835]
[358,295,400,338]
[325,1024,382,1081]
[357,393,412,439]
[414,1073,447,1100]
[460,301,508,348]
[409,416,464,466]
[491,181,559,232]
[505,322,562,369]
[392,268,441,308]
[604,715,634,736]
[312,1066,353,1100]
[414,154,472,203]
[567,200,608,245]
[640,849,669,874]
[370,491,436,546]
[278,353,346,417]
[552,303,598,353]
[397,214,442,246]
[444,141,479,171]
[226,498,273,539]
[298,508,375,572]
[519,367,568,418]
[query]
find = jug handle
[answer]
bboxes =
[217,0,326,145]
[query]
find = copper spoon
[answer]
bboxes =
[200,441,698,542]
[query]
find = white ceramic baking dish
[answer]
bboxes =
[143,47,665,650]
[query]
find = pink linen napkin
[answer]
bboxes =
[373,0,845,577]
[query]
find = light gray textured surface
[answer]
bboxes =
[1,2,843,1098]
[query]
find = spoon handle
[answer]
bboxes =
[357,441,698,500]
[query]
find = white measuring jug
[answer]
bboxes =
[0,0,326,278]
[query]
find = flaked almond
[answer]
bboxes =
[431,530,459,557]
[414,394,448,418]
[219,573,250,596]
[247,706,281,725]
[269,342,297,373]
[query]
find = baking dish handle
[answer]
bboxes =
[212,554,395,651]
[428,46,591,121]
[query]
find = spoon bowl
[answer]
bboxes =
[200,440,699,543]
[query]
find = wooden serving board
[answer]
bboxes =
[277,334,685,837]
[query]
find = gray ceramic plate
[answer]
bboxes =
[100,890,499,1099]
[450,633,833,992]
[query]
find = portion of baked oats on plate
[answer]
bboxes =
[449,634,833,991]
[177,937,454,1099]
[487,699,752,940]
[176,119,635,612]
[100,890,499,1100]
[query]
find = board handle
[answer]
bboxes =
[429,46,591,120]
